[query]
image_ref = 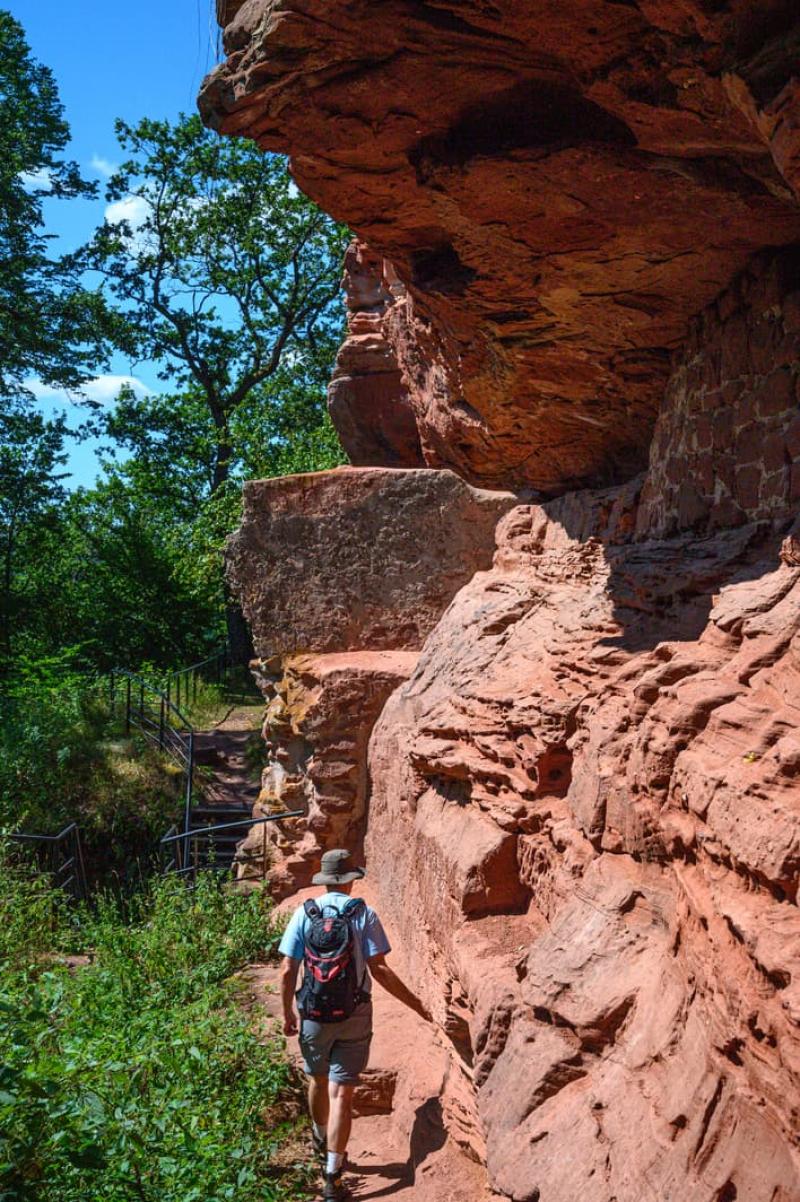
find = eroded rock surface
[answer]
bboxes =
[328,242,424,468]
[367,490,800,1200]
[235,650,416,896]
[201,0,800,492]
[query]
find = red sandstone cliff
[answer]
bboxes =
[200,5,800,1200]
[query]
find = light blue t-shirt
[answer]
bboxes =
[278,891,391,995]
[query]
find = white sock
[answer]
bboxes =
[326,1151,344,1175]
[312,1121,327,1141]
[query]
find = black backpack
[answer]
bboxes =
[296,897,369,1023]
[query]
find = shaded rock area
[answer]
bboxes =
[638,250,800,536]
[200,4,800,1200]
[201,0,800,492]
[328,242,424,468]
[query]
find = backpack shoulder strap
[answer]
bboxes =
[342,897,366,920]
[303,900,321,921]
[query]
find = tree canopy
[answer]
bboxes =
[0,77,350,675]
[88,114,349,494]
[0,11,108,403]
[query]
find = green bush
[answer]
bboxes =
[0,663,182,884]
[0,861,312,1202]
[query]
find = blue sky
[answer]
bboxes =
[13,0,223,486]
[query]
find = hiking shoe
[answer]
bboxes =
[311,1127,326,1161]
[322,1169,348,1201]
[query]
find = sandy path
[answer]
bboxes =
[243,882,500,1202]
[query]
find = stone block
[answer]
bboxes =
[763,429,788,474]
[755,369,794,418]
[734,464,762,512]
[786,415,800,461]
[228,467,517,655]
[792,462,800,503]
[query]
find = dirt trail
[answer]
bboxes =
[192,705,261,810]
[244,882,500,1202]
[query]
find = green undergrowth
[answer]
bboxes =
[0,666,181,884]
[0,861,313,1202]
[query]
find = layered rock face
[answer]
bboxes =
[327,242,424,468]
[368,494,800,1200]
[200,5,800,1200]
[202,0,800,492]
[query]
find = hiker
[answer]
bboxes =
[279,848,431,1201]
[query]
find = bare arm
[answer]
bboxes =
[280,955,301,1036]
[367,954,432,1022]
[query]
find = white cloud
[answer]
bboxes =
[20,168,53,191]
[91,154,119,178]
[105,194,150,228]
[26,374,152,406]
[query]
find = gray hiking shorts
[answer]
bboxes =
[298,1001,373,1084]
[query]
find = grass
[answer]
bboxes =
[0,675,184,887]
[0,858,314,1202]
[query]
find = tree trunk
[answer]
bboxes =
[209,416,253,667]
[225,593,254,668]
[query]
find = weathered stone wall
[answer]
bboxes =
[638,251,800,537]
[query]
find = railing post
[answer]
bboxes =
[192,668,197,703]
[73,826,88,900]
[183,730,194,873]
[139,680,144,722]
[125,677,131,735]
[176,672,181,711]
[159,696,165,749]
[166,676,171,713]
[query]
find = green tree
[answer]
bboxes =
[0,11,108,401]
[88,114,349,655]
[22,476,221,671]
[0,409,67,664]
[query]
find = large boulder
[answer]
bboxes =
[227,466,518,655]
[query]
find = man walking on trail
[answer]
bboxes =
[279,848,431,1201]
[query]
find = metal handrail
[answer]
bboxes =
[109,668,196,840]
[162,646,231,714]
[110,668,193,730]
[7,822,88,901]
[159,809,303,845]
[159,809,303,882]
[112,649,278,883]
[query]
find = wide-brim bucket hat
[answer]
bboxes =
[312,848,366,886]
